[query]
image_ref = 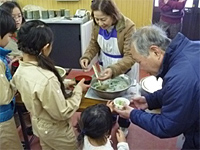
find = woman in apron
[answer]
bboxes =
[80,0,139,82]
[80,0,139,137]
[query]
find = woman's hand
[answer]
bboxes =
[98,68,112,81]
[80,59,89,71]
[116,129,126,143]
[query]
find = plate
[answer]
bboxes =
[140,76,163,93]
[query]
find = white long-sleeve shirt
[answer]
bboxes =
[83,136,129,150]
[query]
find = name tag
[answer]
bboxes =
[172,9,179,12]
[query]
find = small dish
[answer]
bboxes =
[113,97,130,110]
[75,75,92,85]
[55,66,66,79]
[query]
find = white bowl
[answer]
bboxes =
[113,97,130,110]
[140,76,163,95]
[55,66,66,79]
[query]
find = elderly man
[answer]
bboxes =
[115,25,200,149]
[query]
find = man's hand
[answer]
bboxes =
[114,105,134,119]
[130,96,148,110]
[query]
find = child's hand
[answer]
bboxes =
[106,100,114,112]
[77,78,90,93]
[63,79,76,89]
[9,56,21,68]
[116,129,126,143]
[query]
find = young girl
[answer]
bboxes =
[77,104,129,150]
[2,1,25,58]
[0,8,23,150]
[11,20,90,150]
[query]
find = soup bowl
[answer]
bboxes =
[90,74,134,99]
[113,97,130,110]
[75,75,92,85]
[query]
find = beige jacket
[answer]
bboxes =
[81,15,136,77]
[0,60,15,105]
[11,61,82,149]
[5,39,22,58]
[0,61,22,150]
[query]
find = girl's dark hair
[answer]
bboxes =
[17,20,68,99]
[0,8,16,38]
[1,1,26,23]
[77,104,113,149]
[91,0,121,25]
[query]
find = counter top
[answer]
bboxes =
[27,16,89,24]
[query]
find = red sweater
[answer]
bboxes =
[159,0,187,23]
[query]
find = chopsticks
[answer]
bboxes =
[92,64,102,85]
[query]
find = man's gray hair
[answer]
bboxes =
[131,25,171,56]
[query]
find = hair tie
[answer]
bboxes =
[38,51,42,56]
[81,129,86,135]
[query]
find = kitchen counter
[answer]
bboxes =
[27,16,89,24]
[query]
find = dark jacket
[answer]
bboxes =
[130,33,200,149]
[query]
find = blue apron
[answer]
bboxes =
[0,47,15,123]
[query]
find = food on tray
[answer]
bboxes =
[92,76,129,92]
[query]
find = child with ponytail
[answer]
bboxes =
[77,103,129,150]
[11,20,90,150]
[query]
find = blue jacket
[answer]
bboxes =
[130,33,200,149]
[0,47,15,123]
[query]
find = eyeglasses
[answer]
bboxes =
[12,14,22,20]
